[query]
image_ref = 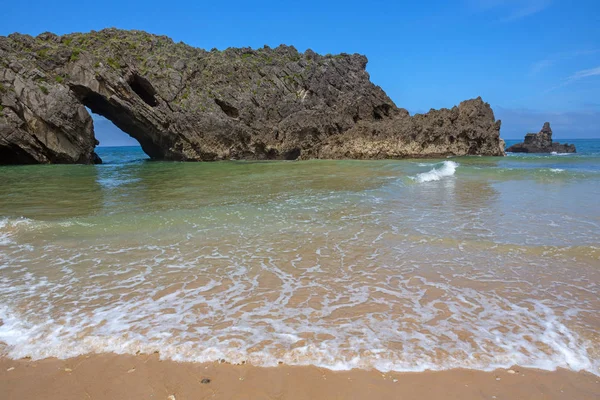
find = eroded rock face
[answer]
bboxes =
[506,122,576,153]
[0,56,99,164]
[0,29,505,164]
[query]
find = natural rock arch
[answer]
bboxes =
[68,73,167,160]
[0,29,505,165]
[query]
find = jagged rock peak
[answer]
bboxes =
[0,29,505,164]
[540,121,552,135]
[506,122,576,154]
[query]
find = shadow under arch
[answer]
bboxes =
[71,83,165,160]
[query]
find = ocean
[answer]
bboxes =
[0,139,599,375]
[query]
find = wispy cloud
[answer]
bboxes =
[468,0,552,22]
[567,66,600,81]
[529,49,599,76]
[530,59,555,75]
[502,0,551,21]
[544,65,600,93]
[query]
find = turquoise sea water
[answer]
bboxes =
[0,139,599,374]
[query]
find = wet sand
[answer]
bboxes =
[1,353,598,400]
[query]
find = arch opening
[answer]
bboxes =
[90,111,140,147]
[70,84,162,160]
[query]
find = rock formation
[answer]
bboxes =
[0,29,505,164]
[506,122,576,153]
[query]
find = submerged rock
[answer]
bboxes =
[506,122,576,153]
[0,29,505,164]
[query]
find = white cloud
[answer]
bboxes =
[567,66,600,82]
[544,65,600,93]
[530,59,554,75]
[529,49,599,76]
[468,0,552,21]
[502,0,551,21]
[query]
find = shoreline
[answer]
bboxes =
[1,353,598,400]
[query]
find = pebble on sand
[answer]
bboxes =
[7,367,15,372]
[507,370,516,374]
[64,368,72,372]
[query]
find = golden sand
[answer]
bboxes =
[1,353,598,400]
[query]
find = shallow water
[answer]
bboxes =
[0,140,599,374]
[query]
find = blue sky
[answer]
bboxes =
[2,0,599,144]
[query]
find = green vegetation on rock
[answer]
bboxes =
[106,57,121,69]
[70,48,81,61]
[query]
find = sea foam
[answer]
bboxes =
[412,161,458,183]
[1,156,599,377]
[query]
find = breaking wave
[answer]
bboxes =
[412,161,458,183]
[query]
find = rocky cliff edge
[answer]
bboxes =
[0,29,505,164]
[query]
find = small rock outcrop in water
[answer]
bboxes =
[0,29,505,164]
[506,122,576,153]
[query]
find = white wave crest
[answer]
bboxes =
[0,217,35,245]
[412,161,458,183]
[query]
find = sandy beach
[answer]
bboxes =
[1,353,598,400]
